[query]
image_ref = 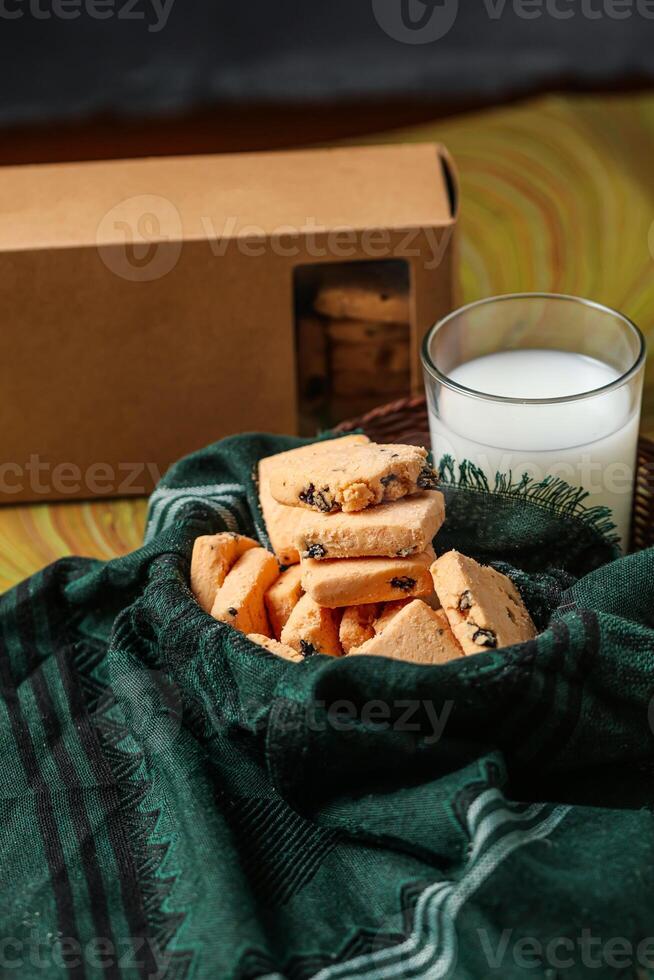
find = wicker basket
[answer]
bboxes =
[335,395,654,554]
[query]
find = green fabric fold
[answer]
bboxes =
[1,431,653,980]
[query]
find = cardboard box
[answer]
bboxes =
[0,143,458,502]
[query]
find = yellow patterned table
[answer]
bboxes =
[1,92,653,592]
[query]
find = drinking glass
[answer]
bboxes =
[421,293,646,548]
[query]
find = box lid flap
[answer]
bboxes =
[0,142,457,252]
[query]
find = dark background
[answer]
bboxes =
[1,0,653,162]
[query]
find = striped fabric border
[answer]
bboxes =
[311,792,571,980]
[144,483,247,542]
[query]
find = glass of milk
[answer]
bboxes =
[421,294,646,549]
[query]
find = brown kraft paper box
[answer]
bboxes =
[0,142,458,502]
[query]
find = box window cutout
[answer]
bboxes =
[294,260,411,436]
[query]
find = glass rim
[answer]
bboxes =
[421,292,646,406]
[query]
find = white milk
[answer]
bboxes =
[429,349,640,546]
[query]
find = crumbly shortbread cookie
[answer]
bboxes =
[295,491,444,560]
[373,599,412,634]
[314,268,410,324]
[349,600,463,665]
[211,547,279,636]
[269,442,437,514]
[190,532,258,613]
[258,434,370,563]
[280,594,342,658]
[247,634,303,663]
[329,324,410,382]
[326,318,408,350]
[297,316,328,404]
[264,565,304,640]
[257,478,302,566]
[339,604,381,654]
[301,549,435,609]
[431,551,536,654]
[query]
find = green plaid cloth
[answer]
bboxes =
[1,432,653,979]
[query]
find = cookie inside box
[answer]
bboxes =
[294,260,411,435]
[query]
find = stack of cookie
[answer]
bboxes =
[189,436,536,665]
[297,264,411,433]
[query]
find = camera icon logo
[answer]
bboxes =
[372,0,459,44]
[96,194,183,282]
